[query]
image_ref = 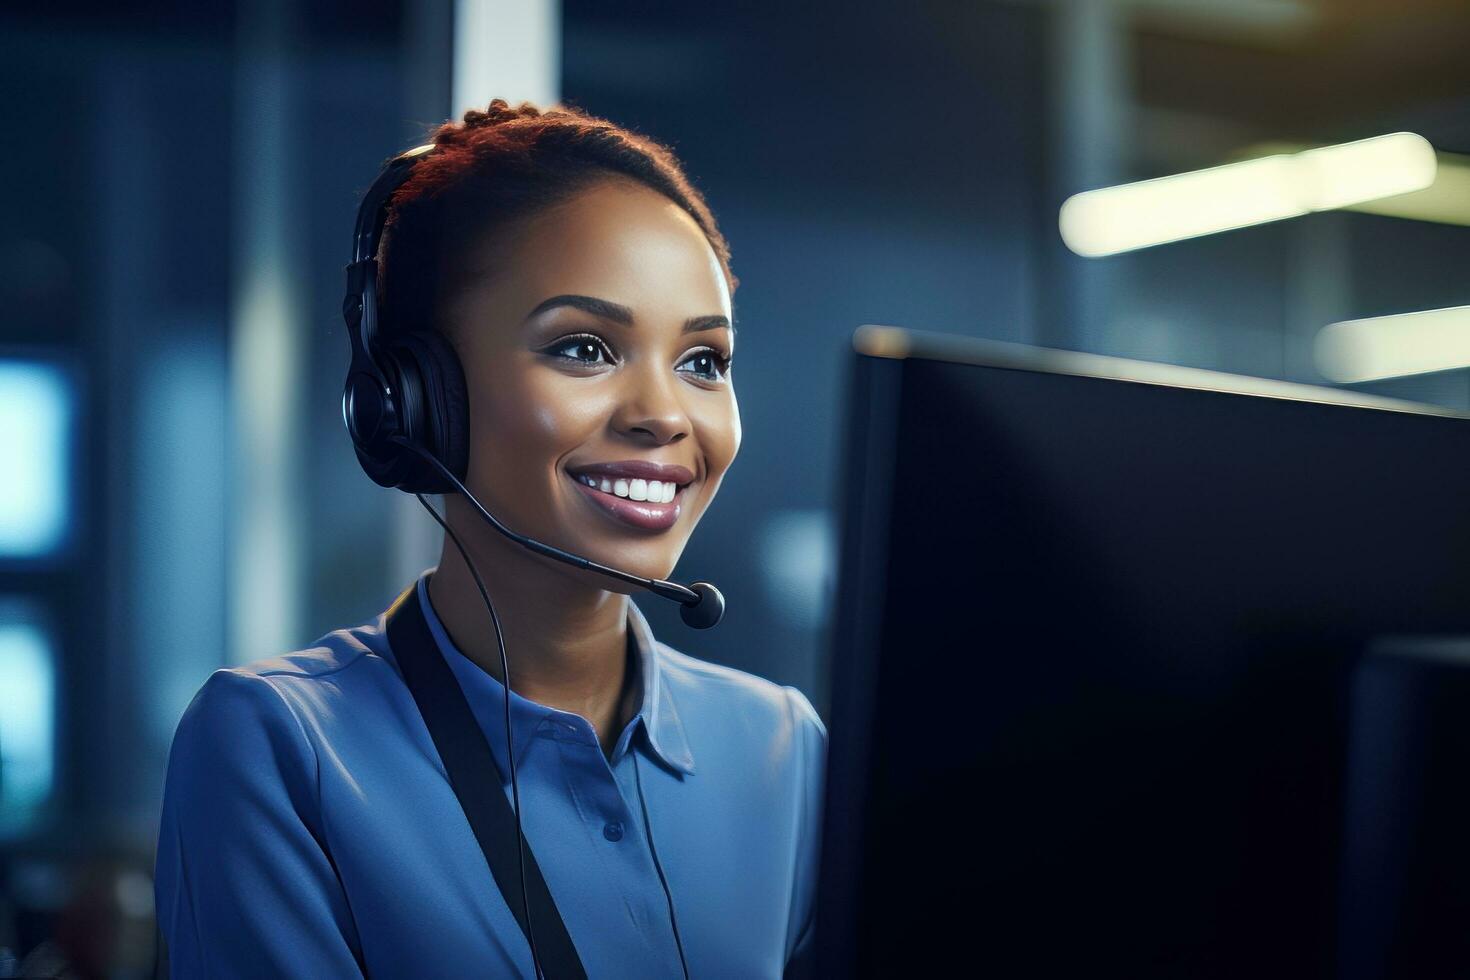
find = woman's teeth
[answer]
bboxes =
[577,474,678,503]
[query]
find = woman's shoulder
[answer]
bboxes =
[233,618,393,683]
[651,640,827,748]
[175,618,400,747]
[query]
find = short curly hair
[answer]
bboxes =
[376,97,739,340]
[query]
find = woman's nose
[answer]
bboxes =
[613,370,690,446]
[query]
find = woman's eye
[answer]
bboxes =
[545,335,613,366]
[676,349,732,381]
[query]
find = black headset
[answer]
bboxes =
[341,141,710,979]
[341,144,470,494]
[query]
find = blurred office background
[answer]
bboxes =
[3,0,1470,973]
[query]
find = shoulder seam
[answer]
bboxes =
[250,638,381,682]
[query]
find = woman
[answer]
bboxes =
[153,99,827,978]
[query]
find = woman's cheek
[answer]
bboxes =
[482,368,589,450]
[526,377,614,447]
[701,389,741,479]
[725,392,742,465]
[463,370,560,507]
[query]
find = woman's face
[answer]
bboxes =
[443,178,740,586]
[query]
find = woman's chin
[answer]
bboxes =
[531,534,683,595]
[586,551,683,588]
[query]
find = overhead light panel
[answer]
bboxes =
[1060,132,1437,257]
[1237,140,1470,227]
[0,360,71,559]
[1315,305,1470,383]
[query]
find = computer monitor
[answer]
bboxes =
[814,327,1470,979]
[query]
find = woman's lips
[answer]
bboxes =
[569,475,683,531]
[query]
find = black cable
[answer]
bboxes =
[411,491,545,980]
[632,751,690,980]
[395,436,694,976]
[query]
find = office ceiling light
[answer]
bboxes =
[0,360,71,558]
[1315,305,1470,383]
[1059,132,1437,257]
[0,606,56,822]
[1341,154,1470,226]
[1237,140,1470,227]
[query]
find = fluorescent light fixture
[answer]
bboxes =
[0,360,71,558]
[1235,141,1470,226]
[1345,154,1470,226]
[1315,305,1470,383]
[0,604,55,823]
[1060,132,1437,257]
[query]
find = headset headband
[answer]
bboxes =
[343,143,437,362]
[352,143,436,264]
[340,143,439,459]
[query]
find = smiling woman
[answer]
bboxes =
[153,98,826,980]
[434,175,742,588]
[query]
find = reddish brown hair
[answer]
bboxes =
[377,98,738,338]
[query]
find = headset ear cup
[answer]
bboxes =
[416,330,471,483]
[381,330,470,491]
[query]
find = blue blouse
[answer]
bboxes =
[153,570,827,978]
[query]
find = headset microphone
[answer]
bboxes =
[676,582,725,630]
[388,436,726,629]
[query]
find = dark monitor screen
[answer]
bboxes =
[815,328,1470,979]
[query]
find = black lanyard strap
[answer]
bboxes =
[386,586,588,980]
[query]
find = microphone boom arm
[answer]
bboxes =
[388,436,719,618]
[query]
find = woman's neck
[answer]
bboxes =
[426,529,640,757]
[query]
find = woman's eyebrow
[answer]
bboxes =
[525,294,732,334]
